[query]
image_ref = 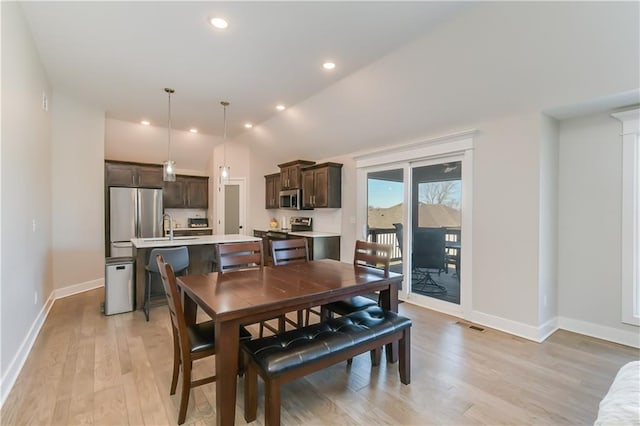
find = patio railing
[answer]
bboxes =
[366,226,461,264]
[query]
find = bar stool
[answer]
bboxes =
[144,246,189,321]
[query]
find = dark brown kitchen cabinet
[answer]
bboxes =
[288,235,340,261]
[174,228,213,237]
[278,160,315,190]
[163,179,186,207]
[265,173,281,209]
[301,162,342,208]
[105,161,163,188]
[185,176,209,208]
[163,175,209,208]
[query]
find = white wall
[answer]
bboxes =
[1,1,53,401]
[51,92,105,290]
[558,111,638,341]
[538,115,559,328]
[105,118,219,175]
[237,1,639,341]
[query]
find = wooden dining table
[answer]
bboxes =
[176,259,403,426]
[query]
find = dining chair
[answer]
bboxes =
[270,238,310,327]
[395,224,448,294]
[144,246,189,321]
[412,227,447,294]
[322,240,392,319]
[156,254,252,425]
[215,241,264,273]
[215,241,284,337]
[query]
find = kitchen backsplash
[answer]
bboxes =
[165,208,207,228]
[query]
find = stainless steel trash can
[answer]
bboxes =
[105,257,135,315]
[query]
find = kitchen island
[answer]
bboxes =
[253,229,341,263]
[131,234,260,311]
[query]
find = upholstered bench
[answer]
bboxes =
[242,306,412,426]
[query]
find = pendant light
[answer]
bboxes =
[219,101,230,183]
[163,87,176,182]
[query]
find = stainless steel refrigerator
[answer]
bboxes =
[109,187,163,257]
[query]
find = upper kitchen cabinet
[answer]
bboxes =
[301,162,343,208]
[265,173,281,209]
[278,160,315,190]
[163,175,209,209]
[105,161,163,188]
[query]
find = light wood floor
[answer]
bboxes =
[2,288,638,425]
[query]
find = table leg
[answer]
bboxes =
[215,320,239,426]
[181,290,197,326]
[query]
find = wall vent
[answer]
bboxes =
[455,321,485,332]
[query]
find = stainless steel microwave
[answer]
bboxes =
[279,189,302,210]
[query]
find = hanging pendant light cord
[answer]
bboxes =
[167,89,172,159]
[220,101,230,178]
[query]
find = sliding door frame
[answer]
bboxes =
[355,131,474,319]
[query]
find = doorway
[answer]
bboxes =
[218,178,246,235]
[409,159,462,305]
[356,132,473,319]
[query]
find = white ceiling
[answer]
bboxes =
[21,1,470,138]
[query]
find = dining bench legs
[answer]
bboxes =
[242,306,412,426]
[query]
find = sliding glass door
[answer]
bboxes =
[356,133,473,317]
[410,160,462,305]
[366,168,405,288]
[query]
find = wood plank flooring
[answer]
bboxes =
[2,288,638,425]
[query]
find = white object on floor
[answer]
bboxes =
[594,360,640,425]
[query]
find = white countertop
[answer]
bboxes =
[288,231,341,238]
[254,229,340,238]
[131,234,260,249]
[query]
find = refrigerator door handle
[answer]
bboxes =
[135,189,141,238]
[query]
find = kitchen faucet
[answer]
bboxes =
[163,213,174,240]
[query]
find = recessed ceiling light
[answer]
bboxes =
[276,105,286,111]
[189,128,198,133]
[244,123,253,129]
[141,120,150,126]
[322,62,336,70]
[210,17,228,29]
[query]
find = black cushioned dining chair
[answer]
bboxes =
[144,246,189,321]
[271,238,310,327]
[156,254,252,425]
[322,240,392,319]
[215,241,285,337]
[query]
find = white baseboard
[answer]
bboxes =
[0,277,105,408]
[469,310,545,342]
[557,316,640,349]
[53,278,104,300]
[0,291,55,407]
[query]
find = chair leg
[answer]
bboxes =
[259,321,265,338]
[265,379,281,426]
[296,310,303,328]
[305,308,311,326]
[399,329,411,385]
[244,361,258,422]
[145,271,151,321]
[170,331,180,395]
[370,347,382,366]
[177,360,192,424]
[278,315,286,333]
[237,347,246,377]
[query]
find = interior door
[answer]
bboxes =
[219,178,246,235]
[224,184,240,234]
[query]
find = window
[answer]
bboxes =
[613,109,640,326]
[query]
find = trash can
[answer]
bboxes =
[104,257,135,315]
